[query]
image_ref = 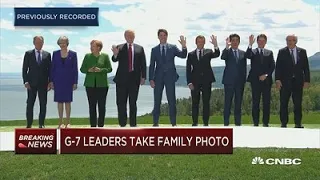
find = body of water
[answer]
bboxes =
[0,75,191,121]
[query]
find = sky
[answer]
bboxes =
[0,0,319,74]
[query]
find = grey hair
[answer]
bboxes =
[286,34,298,43]
[57,36,69,45]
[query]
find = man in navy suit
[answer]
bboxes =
[149,29,187,127]
[246,34,275,127]
[221,34,248,126]
[22,36,52,128]
[275,34,310,128]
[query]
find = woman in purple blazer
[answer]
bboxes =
[49,36,78,128]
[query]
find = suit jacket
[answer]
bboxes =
[149,43,187,83]
[50,50,78,85]
[221,48,248,85]
[275,47,310,86]
[22,49,51,87]
[112,43,146,85]
[186,48,220,85]
[246,47,275,84]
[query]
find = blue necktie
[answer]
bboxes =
[291,49,295,65]
[161,45,166,63]
[37,51,41,64]
[233,50,238,63]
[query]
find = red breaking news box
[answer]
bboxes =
[15,128,57,154]
[60,128,233,154]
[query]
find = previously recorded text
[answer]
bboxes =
[16,13,96,20]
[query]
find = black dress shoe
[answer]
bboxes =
[172,124,177,127]
[281,125,287,128]
[39,125,45,128]
[130,125,137,127]
[192,124,198,127]
[203,124,209,127]
[263,124,269,127]
[153,124,159,127]
[294,125,304,128]
[254,124,259,127]
[26,126,31,128]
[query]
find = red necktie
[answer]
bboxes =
[128,44,133,72]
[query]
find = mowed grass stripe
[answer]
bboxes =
[0,124,320,132]
[1,114,320,126]
[0,148,319,180]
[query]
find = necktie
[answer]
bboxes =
[259,49,263,64]
[161,45,166,63]
[234,50,238,63]
[291,49,295,65]
[198,49,202,60]
[128,44,133,72]
[37,50,41,64]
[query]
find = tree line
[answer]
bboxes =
[150,70,320,116]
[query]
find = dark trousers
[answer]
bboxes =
[153,78,176,125]
[26,85,48,128]
[116,78,140,127]
[251,81,271,126]
[191,83,212,126]
[85,87,109,127]
[223,84,245,126]
[280,78,303,127]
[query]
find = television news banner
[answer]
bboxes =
[13,7,233,154]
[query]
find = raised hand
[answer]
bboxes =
[178,35,187,48]
[249,34,255,46]
[210,34,218,47]
[111,45,119,56]
[225,37,231,48]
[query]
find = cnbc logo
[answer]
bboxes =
[252,157,301,165]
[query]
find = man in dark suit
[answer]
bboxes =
[22,36,52,128]
[186,35,220,126]
[221,34,248,126]
[149,29,187,127]
[246,34,275,127]
[275,34,310,128]
[112,30,147,127]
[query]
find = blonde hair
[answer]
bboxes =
[124,29,135,36]
[90,40,103,50]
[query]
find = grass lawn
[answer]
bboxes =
[0,148,319,180]
[1,115,319,179]
[0,114,319,131]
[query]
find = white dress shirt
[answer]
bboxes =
[258,48,264,54]
[160,43,167,56]
[196,48,203,60]
[35,49,43,62]
[290,47,297,64]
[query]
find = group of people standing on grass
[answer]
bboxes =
[22,29,310,129]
